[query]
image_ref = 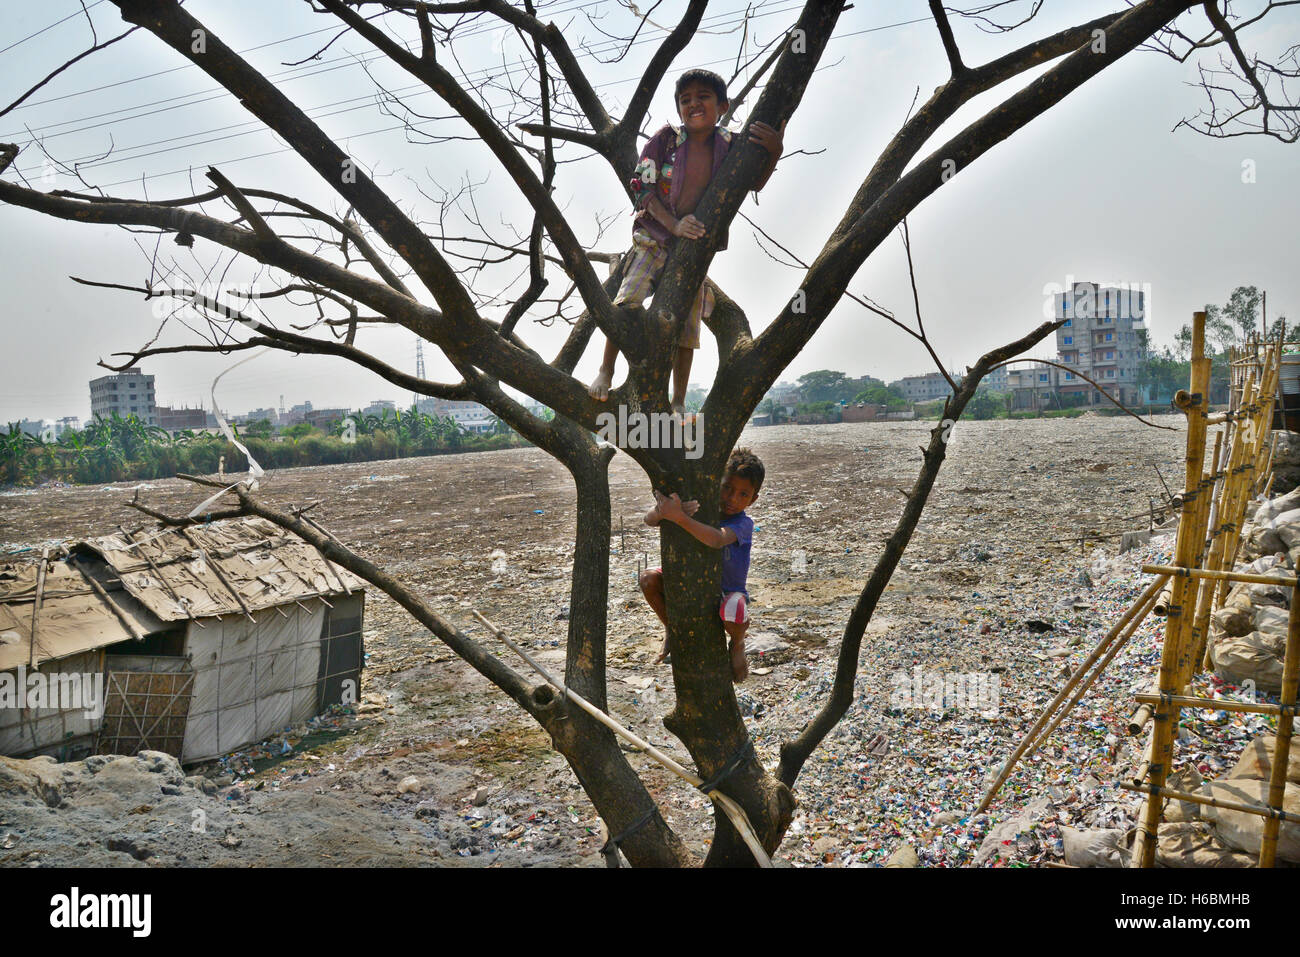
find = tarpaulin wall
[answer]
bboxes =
[182,603,323,762]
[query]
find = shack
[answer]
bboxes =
[0,516,365,764]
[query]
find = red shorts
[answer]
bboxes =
[646,568,749,624]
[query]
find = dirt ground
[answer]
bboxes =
[0,413,1188,866]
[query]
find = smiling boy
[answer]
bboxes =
[639,448,765,683]
[588,70,784,414]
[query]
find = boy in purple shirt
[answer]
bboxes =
[588,70,784,414]
[639,448,764,682]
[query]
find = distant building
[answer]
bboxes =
[363,399,397,418]
[157,406,208,433]
[766,382,802,410]
[891,372,956,404]
[304,408,349,430]
[284,402,313,426]
[415,397,491,430]
[1006,364,1060,410]
[1054,281,1147,407]
[244,407,280,425]
[982,366,1010,393]
[89,367,158,426]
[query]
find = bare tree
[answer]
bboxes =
[0,0,1293,866]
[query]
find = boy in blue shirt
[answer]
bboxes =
[639,448,763,682]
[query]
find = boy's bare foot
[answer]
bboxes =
[588,368,614,401]
[730,637,749,683]
[655,636,671,664]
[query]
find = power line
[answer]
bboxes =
[3,0,606,124]
[0,1,107,58]
[11,3,915,184]
[4,0,796,144]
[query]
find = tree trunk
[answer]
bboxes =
[539,444,693,866]
[657,472,795,866]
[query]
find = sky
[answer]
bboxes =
[1,0,1297,424]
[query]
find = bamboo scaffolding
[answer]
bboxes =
[470,611,772,868]
[1259,579,1300,867]
[1132,693,1287,717]
[1126,326,1296,867]
[1140,565,1297,587]
[1120,782,1300,825]
[1132,311,1211,868]
[974,575,1168,814]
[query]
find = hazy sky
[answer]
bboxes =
[1,0,1297,423]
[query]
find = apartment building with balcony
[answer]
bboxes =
[1054,281,1147,407]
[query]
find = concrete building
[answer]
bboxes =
[157,406,209,433]
[89,367,158,426]
[891,372,956,404]
[415,396,491,429]
[1006,364,1060,410]
[1054,281,1147,406]
[304,408,349,430]
[362,399,397,418]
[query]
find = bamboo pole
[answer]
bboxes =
[27,549,49,668]
[1259,579,1300,867]
[1133,311,1210,869]
[470,610,773,868]
[1140,565,1297,587]
[118,525,204,628]
[179,527,255,622]
[1132,693,1285,717]
[1193,372,1270,672]
[71,559,148,642]
[1120,781,1300,825]
[1211,408,1257,611]
[1260,433,1279,497]
[1013,579,1164,769]
[1128,694,1156,737]
[974,575,1168,814]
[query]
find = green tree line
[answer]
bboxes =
[0,406,522,487]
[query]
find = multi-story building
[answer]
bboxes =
[157,406,208,433]
[1054,281,1147,406]
[89,367,158,426]
[890,371,959,403]
[304,408,349,430]
[1006,364,1059,410]
[415,396,491,429]
[363,399,397,418]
